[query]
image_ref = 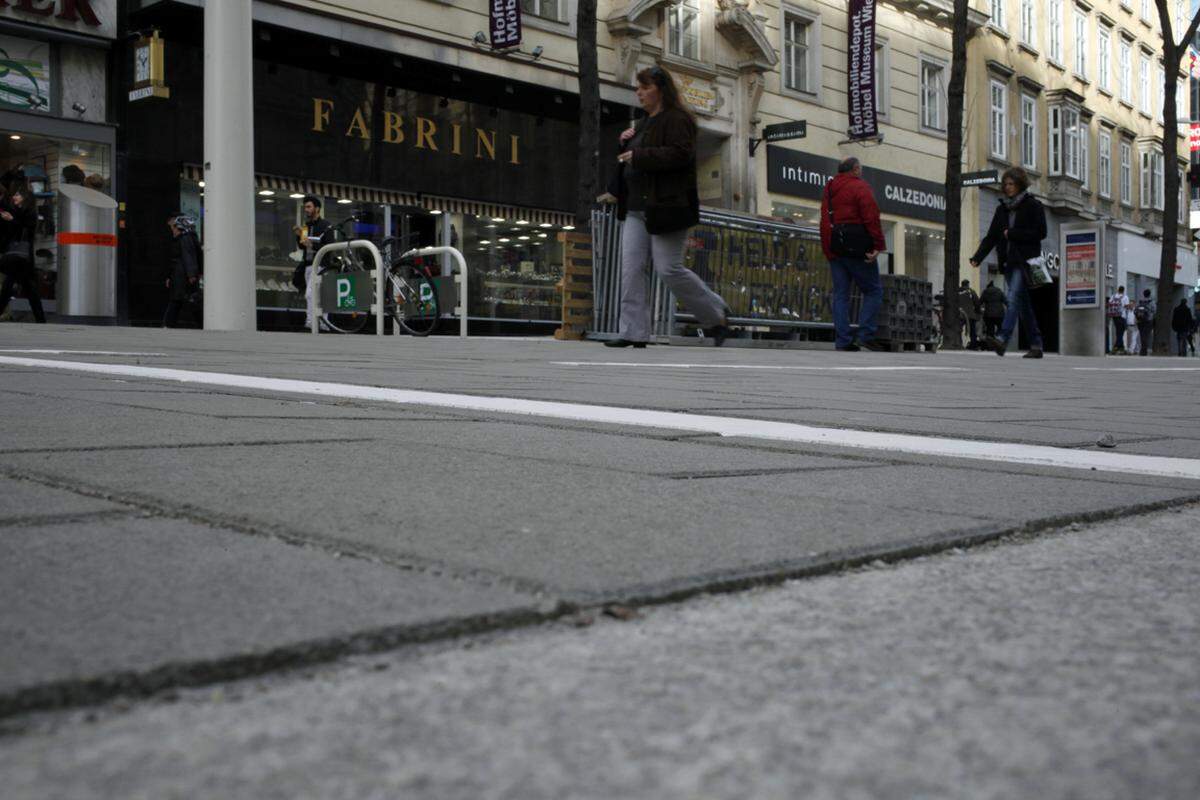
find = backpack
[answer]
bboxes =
[1134,300,1152,323]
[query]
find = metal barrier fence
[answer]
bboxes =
[590,206,857,338]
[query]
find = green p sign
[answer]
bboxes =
[320,271,373,313]
[336,277,356,309]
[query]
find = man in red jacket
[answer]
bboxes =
[819,157,887,351]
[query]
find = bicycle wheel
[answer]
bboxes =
[320,247,371,334]
[386,262,439,336]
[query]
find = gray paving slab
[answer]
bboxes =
[3,507,1197,800]
[0,477,126,520]
[0,516,539,696]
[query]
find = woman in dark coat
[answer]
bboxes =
[969,167,1047,358]
[606,65,731,348]
[0,184,45,323]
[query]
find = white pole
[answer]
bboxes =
[202,0,257,331]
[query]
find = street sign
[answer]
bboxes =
[319,270,374,313]
[762,121,808,143]
[961,170,999,187]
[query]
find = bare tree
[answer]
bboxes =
[1152,2,1200,353]
[940,0,971,350]
[575,0,600,230]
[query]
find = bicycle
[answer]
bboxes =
[312,218,440,336]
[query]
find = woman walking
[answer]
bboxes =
[0,183,46,323]
[606,65,731,348]
[969,167,1046,358]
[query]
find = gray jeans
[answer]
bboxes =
[619,211,727,342]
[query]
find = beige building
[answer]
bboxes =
[963,0,1198,337]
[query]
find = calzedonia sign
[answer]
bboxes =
[0,0,116,39]
[767,146,946,224]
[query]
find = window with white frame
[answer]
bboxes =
[1020,0,1036,47]
[1049,1,1063,62]
[668,0,700,60]
[1021,94,1037,169]
[783,12,814,94]
[875,41,889,116]
[1119,41,1132,103]
[1158,69,1166,121]
[1098,131,1112,197]
[920,58,947,132]
[1050,104,1082,178]
[1120,140,1133,204]
[1139,55,1151,114]
[1074,10,1087,77]
[990,80,1008,159]
[991,0,1006,29]
[1141,0,1152,22]
[1140,148,1164,210]
[521,0,564,22]
[1081,122,1090,189]
[1097,26,1111,91]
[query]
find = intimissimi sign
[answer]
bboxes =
[0,0,116,39]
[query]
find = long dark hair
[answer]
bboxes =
[635,65,695,123]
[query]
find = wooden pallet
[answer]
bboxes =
[554,232,594,341]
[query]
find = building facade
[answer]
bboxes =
[963,0,1198,350]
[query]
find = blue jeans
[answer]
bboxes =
[829,257,882,348]
[998,267,1042,349]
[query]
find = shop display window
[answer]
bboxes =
[463,213,563,322]
[904,225,945,288]
[0,131,111,316]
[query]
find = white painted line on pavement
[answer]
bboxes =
[0,349,168,356]
[3,355,1200,481]
[1074,367,1200,372]
[553,362,970,372]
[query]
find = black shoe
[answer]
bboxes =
[836,343,861,352]
[604,339,647,349]
[860,339,888,352]
[1022,348,1043,359]
[984,336,1005,356]
[706,324,732,347]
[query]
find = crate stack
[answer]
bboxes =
[874,274,935,351]
[554,232,594,341]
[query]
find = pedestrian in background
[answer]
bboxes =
[979,280,1006,340]
[969,167,1047,358]
[1134,289,1156,356]
[958,279,980,349]
[607,65,731,348]
[1171,298,1193,357]
[0,183,45,323]
[293,195,331,330]
[163,213,203,328]
[1107,286,1129,354]
[819,157,886,352]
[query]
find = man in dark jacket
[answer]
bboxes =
[819,157,887,352]
[958,279,980,348]
[1134,288,1156,356]
[979,280,1006,339]
[163,213,202,328]
[1171,298,1194,357]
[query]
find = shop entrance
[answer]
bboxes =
[1018,277,1060,352]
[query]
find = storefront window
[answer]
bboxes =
[463,214,562,322]
[0,131,112,317]
[904,225,945,290]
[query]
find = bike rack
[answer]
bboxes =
[308,240,386,336]
[400,246,469,338]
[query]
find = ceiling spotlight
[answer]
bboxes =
[438,97,449,108]
[289,193,304,199]
[337,198,353,204]
[491,217,506,222]
[258,189,275,196]
[329,44,340,57]
[386,86,396,98]
[531,45,544,60]
[473,31,488,45]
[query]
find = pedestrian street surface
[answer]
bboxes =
[0,323,1197,790]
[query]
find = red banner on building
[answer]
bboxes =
[1190,122,1200,153]
[490,0,521,50]
[847,0,879,141]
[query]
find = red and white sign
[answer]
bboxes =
[1190,123,1200,153]
[0,0,115,39]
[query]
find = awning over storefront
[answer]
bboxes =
[181,165,574,227]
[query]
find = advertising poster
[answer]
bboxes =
[1063,229,1100,308]
[0,35,52,113]
[490,0,521,49]
[846,0,878,141]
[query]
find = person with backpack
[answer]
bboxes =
[1134,288,1156,356]
[1171,298,1194,357]
[163,213,203,328]
[979,280,1007,340]
[1107,286,1129,354]
[819,157,887,351]
[969,167,1047,358]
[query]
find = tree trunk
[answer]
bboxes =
[575,0,600,231]
[1154,3,1200,354]
[941,0,970,350]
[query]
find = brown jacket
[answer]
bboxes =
[615,106,700,234]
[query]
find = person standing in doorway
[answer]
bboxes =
[1107,286,1129,354]
[162,213,203,328]
[969,167,1047,358]
[293,195,331,329]
[819,157,887,351]
[607,65,731,348]
[979,280,1007,340]
[1171,298,1194,357]
[1134,288,1156,356]
[0,184,45,323]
